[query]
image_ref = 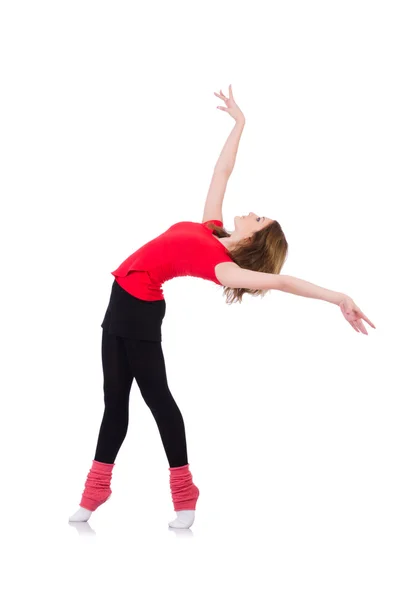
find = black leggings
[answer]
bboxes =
[94,329,188,468]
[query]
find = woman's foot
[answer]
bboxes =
[69,507,93,522]
[168,464,200,529]
[68,490,112,522]
[69,460,115,523]
[168,510,195,529]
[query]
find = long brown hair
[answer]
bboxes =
[207,220,289,305]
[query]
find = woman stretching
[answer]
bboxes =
[69,85,376,529]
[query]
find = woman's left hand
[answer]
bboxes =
[339,295,376,334]
[214,85,245,123]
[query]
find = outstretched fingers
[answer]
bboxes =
[355,320,368,335]
[360,311,376,329]
[347,317,368,334]
[214,91,227,102]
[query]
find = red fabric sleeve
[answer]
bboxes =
[203,219,223,228]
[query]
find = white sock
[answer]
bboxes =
[69,507,93,522]
[69,487,112,522]
[168,510,195,529]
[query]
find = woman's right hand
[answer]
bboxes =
[214,85,245,123]
[339,296,376,334]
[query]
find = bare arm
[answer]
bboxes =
[202,120,245,223]
[213,118,245,174]
[280,274,347,305]
[202,169,229,224]
[216,264,347,305]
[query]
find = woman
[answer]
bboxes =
[69,85,375,529]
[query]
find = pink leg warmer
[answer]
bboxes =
[79,459,115,511]
[169,464,200,511]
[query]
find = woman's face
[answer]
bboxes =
[234,212,273,237]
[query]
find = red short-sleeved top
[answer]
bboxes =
[110,220,235,301]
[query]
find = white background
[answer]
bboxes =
[1,1,395,598]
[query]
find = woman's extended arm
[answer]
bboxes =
[217,265,346,304]
[217,263,376,334]
[280,274,346,305]
[213,118,245,173]
[281,274,375,333]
